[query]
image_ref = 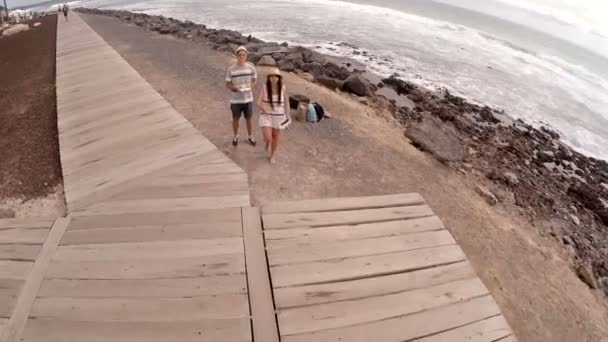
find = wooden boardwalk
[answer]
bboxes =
[0,13,516,342]
[262,194,516,341]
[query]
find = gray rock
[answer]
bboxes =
[277,60,295,72]
[257,55,277,66]
[317,76,343,90]
[301,62,325,78]
[285,52,304,61]
[576,263,598,289]
[306,51,327,65]
[248,53,263,65]
[475,185,499,206]
[342,75,371,97]
[503,171,519,186]
[292,58,305,69]
[159,24,179,34]
[404,117,465,163]
[258,45,289,55]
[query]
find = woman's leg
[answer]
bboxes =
[270,129,281,160]
[262,127,273,155]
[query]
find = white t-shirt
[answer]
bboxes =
[225,63,257,104]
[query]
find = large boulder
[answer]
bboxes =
[277,60,295,72]
[301,62,324,78]
[257,55,277,66]
[258,45,289,55]
[317,76,343,90]
[341,75,371,96]
[159,24,179,34]
[305,51,326,65]
[248,53,263,65]
[405,116,465,163]
[324,61,350,80]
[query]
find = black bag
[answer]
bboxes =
[289,94,310,110]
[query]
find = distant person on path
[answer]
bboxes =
[256,67,290,164]
[225,46,257,147]
[62,3,69,21]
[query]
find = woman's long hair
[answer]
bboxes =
[266,76,283,109]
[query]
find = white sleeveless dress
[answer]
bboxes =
[258,86,290,129]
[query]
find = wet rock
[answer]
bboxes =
[257,55,277,66]
[342,75,371,97]
[405,116,464,163]
[323,61,351,80]
[475,185,499,206]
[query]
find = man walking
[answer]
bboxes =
[62,3,69,21]
[225,46,257,146]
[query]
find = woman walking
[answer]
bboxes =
[256,68,290,164]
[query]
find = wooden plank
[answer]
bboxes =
[270,245,466,288]
[110,182,250,201]
[414,315,512,342]
[46,253,245,279]
[0,219,53,230]
[1,217,70,342]
[241,207,280,342]
[274,261,475,308]
[21,318,252,342]
[267,230,456,266]
[281,295,502,342]
[0,229,50,244]
[0,318,7,336]
[263,205,434,230]
[73,195,250,216]
[0,261,33,280]
[60,223,243,245]
[53,238,244,261]
[263,193,425,214]
[278,277,489,335]
[0,279,23,297]
[0,296,17,317]
[264,216,445,244]
[31,294,250,321]
[38,275,247,297]
[137,173,247,187]
[68,208,242,230]
[0,245,41,261]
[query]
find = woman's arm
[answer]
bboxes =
[255,83,265,111]
[283,87,290,116]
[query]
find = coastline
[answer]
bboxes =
[76,7,608,297]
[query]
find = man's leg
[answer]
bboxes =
[231,104,241,145]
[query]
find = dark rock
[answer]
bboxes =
[317,76,343,90]
[285,52,303,61]
[258,45,288,55]
[292,59,305,69]
[277,60,295,72]
[342,75,371,97]
[323,61,351,80]
[305,51,326,65]
[257,55,277,66]
[289,95,310,110]
[405,116,465,163]
[382,76,416,95]
[301,62,325,78]
[159,24,179,34]
[248,53,263,65]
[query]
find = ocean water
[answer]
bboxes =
[49,0,608,161]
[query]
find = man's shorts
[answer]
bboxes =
[231,102,253,119]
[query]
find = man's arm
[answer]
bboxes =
[226,81,238,92]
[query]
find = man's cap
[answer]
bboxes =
[235,46,248,55]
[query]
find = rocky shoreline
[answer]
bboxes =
[76,8,608,295]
